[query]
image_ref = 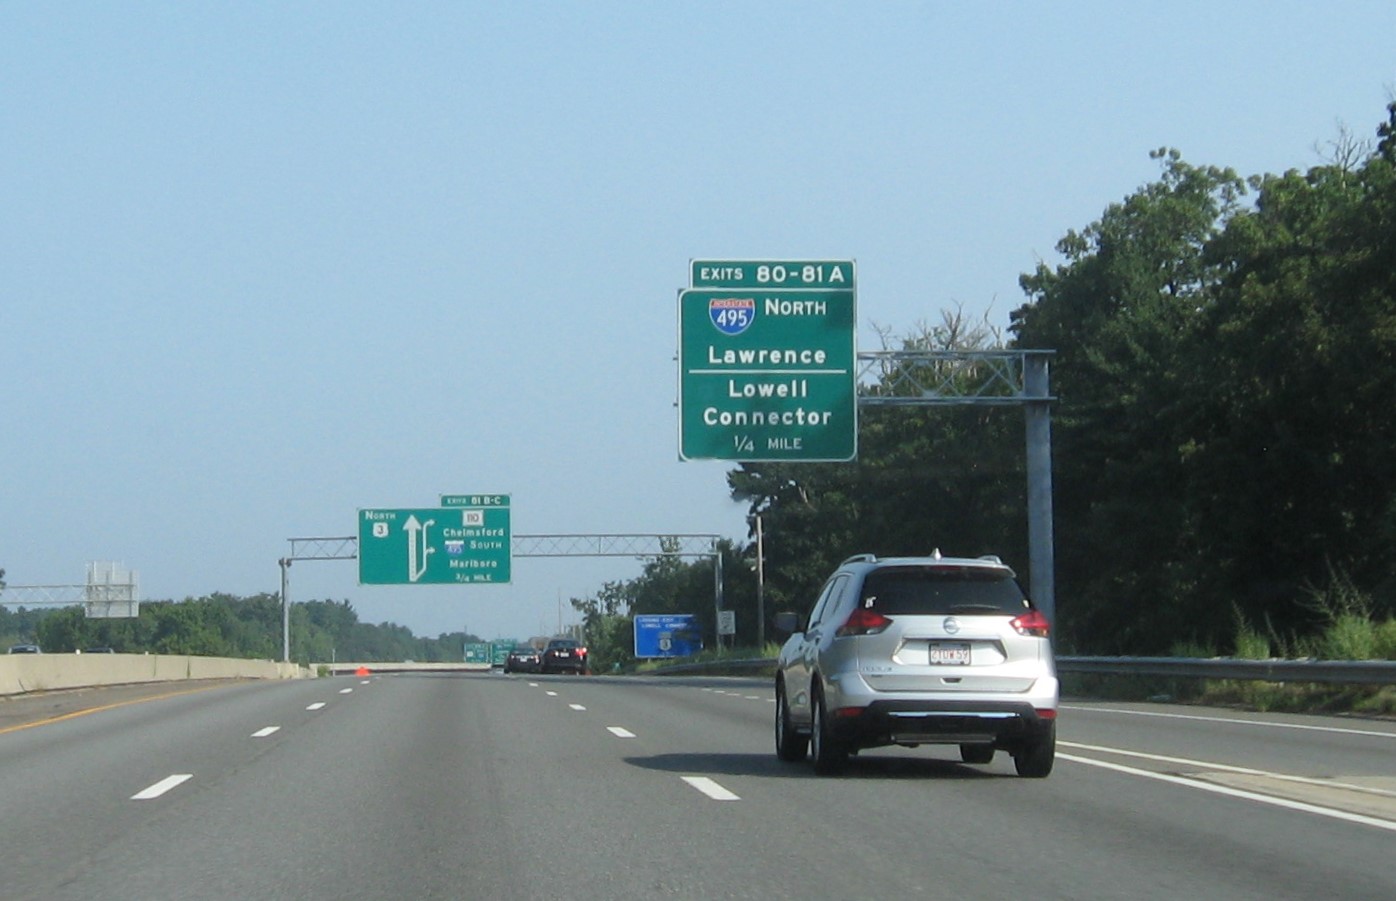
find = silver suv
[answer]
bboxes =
[773,552,1058,777]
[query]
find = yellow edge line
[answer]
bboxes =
[0,683,231,736]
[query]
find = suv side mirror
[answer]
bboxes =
[773,611,801,636]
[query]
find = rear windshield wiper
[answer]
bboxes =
[945,604,1007,613]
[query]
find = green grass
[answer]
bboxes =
[632,643,781,675]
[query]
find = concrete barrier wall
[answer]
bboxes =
[0,653,308,697]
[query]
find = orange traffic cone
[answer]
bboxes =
[355,666,371,677]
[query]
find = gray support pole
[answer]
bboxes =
[714,550,724,651]
[280,558,291,663]
[756,515,765,650]
[1023,355,1056,627]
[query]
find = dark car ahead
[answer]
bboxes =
[504,645,542,674]
[540,638,588,675]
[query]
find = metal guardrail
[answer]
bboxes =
[1056,656,1396,686]
[651,656,1396,685]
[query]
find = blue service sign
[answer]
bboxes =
[634,614,703,659]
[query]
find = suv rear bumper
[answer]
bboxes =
[827,699,1054,749]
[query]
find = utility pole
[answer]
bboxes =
[756,514,765,648]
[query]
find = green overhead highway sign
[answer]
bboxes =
[358,501,512,585]
[678,286,857,462]
[490,640,514,667]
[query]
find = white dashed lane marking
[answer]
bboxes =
[682,776,740,801]
[607,727,636,738]
[132,774,192,800]
[251,726,280,738]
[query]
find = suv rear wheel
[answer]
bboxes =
[810,687,848,775]
[775,680,808,762]
[1012,723,1056,778]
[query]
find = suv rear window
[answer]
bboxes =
[859,566,1029,616]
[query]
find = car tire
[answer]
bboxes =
[1013,723,1055,778]
[960,744,995,765]
[775,679,808,763]
[810,687,848,775]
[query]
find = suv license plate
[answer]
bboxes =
[929,641,971,665]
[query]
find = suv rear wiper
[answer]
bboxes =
[945,604,1005,613]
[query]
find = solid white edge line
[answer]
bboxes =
[251,726,281,738]
[1059,705,1396,739]
[1059,753,1396,832]
[682,776,740,801]
[607,727,636,738]
[132,774,193,800]
[1061,740,1396,799]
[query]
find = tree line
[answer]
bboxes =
[577,100,1396,661]
[0,594,482,665]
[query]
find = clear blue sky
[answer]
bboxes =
[4,2,1394,642]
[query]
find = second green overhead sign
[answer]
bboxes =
[358,496,511,585]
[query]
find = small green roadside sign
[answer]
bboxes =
[358,499,512,585]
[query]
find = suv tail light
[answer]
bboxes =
[836,608,892,637]
[1010,610,1051,638]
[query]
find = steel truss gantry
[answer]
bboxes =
[853,349,1056,625]
[276,533,723,663]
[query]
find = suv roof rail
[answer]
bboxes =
[979,554,1003,564]
[839,553,877,566]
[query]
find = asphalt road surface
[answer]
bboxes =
[2,673,1393,900]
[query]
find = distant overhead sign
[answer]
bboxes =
[358,497,511,585]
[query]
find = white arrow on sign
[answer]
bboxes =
[404,514,436,582]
